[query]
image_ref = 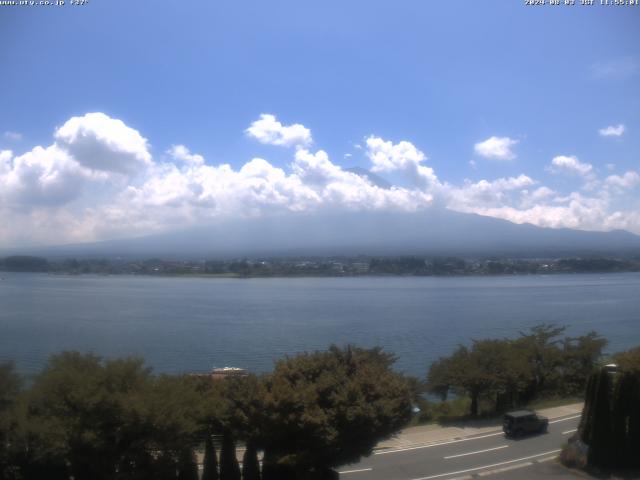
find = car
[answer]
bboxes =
[503,410,549,438]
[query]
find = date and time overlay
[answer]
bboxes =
[1,0,639,7]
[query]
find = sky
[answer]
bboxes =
[0,0,639,248]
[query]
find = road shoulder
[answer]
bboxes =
[375,403,583,452]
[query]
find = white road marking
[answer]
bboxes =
[444,445,508,459]
[562,428,577,435]
[549,414,581,424]
[339,468,373,474]
[375,432,504,455]
[477,461,532,476]
[410,449,561,480]
[376,413,580,457]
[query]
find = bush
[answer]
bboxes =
[559,441,587,470]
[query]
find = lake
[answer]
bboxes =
[1,272,639,379]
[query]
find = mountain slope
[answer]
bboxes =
[13,209,640,259]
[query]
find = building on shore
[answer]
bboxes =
[189,366,248,381]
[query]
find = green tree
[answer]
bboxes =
[217,374,266,447]
[241,441,260,480]
[261,345,412,477]
[489,339,532,411]
[142,375,203,455]
[177,448,199,480]
[560,332,607,396]
[613,346,640,374]
[612,346,640,469]
[425,357,453,401]
[215,375,266,479]
[427,341,508,416]
[517,324,566,400]
[24,352,153,480]
[586,368,614,468]
[578,371,597,443]
[14,352,204,480]
[0,362,22,480]
[219,431,241,480]
[201,434,219,480]
[427,326,605,416]
[153,452,178,480]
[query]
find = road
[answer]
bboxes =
[339,414,581,480]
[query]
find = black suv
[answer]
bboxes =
[503,410,548,437]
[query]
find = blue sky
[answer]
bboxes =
[0,1,639,247]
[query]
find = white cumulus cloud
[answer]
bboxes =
[0,145,95,207]
[245,114,312,148]
[474,136,518,161]
[167,144,205,166]
[598,124,625,137]
[605,171,640,190]
[2,112,640,247]
[365,136,440,190]
[54,112,152,175]
[447,175,536,210]
[547,155,593,177]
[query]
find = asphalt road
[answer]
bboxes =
[339,414,581,480]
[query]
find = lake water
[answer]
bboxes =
[1,272,639,379]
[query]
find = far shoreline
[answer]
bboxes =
[3,269,640,281]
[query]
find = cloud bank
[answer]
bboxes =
[0,112,639,247]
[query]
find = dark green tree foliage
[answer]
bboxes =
[425,357,453,401]
[611,347,640,469]
[614,346,640,374]
[611,373,638,468]
[262,345,412,474]
[2,352,205,480]
[578,371,597,443]
[426,340,528,416]
[201,434,219,480]
[426,325,607,416]
[260,449,278,480]
[261,448,296,480]
[560,332,608,396]
[0,363,21,480]
[241,441,260,480]
[578,349,640,470]
[517,324,566,399]
[24,352,152,480]
[219,432,241,480]
[218,375,266,450]
[177,448,199,480]
[153,452,178,480]
[142,375,203,454]
[586,368,613,468]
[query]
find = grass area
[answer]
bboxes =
[526,396,583,411]
[406,395,582,428]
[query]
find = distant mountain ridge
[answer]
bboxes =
[8,209,640,259]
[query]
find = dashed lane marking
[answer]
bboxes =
[375,413,580,456]
[549,414,581,424]
[410,449,562,480]
[444,445,508,460]
[339,468,373,474]
[375,432,504,455]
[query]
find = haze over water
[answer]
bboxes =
[2,272,639,378]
